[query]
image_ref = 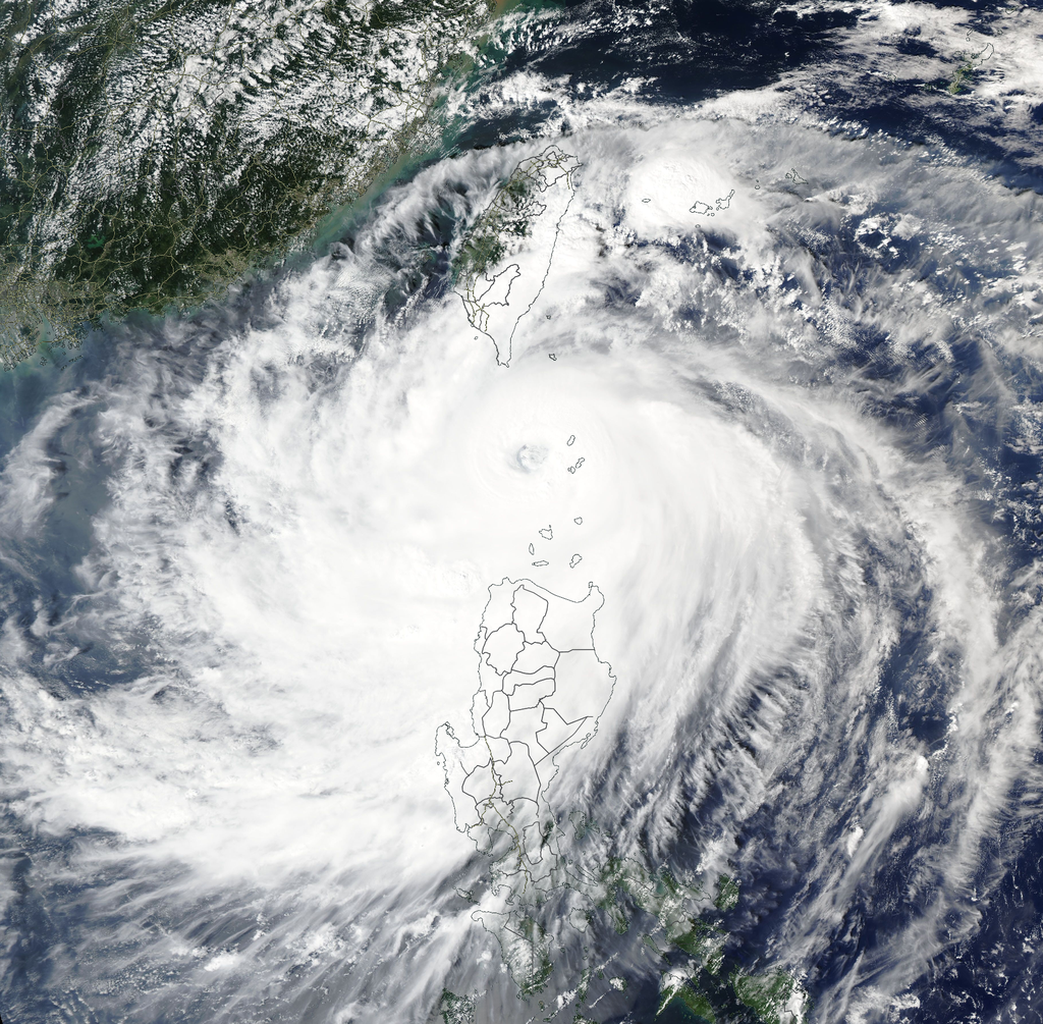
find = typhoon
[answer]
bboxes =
[3,1,1043,1023]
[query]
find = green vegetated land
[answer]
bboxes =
[439,816,806,1024]
[921,41,995,95]
[595,858,801,1024]
[0,0,501,366]
[455,153,543,282]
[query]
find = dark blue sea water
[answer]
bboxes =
[3,1,1043,1022]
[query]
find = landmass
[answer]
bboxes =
[690,188,737,217]
[436,578,614,889]
[0,0,499,366]
[435,580,807,1024]
[455,146,579,366]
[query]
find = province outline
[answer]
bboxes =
[435,577,614,892]
[455,146,580,367]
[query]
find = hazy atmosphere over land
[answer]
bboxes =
[3,1,1043,1022]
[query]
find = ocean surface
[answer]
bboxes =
[3,1,1043,1022]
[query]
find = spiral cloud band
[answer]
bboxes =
[3,48,1043,1024]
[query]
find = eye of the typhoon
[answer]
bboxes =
[514,443,548,471]
[0,4,1037,1024]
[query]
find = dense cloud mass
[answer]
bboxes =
[3,1,1043,1022]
